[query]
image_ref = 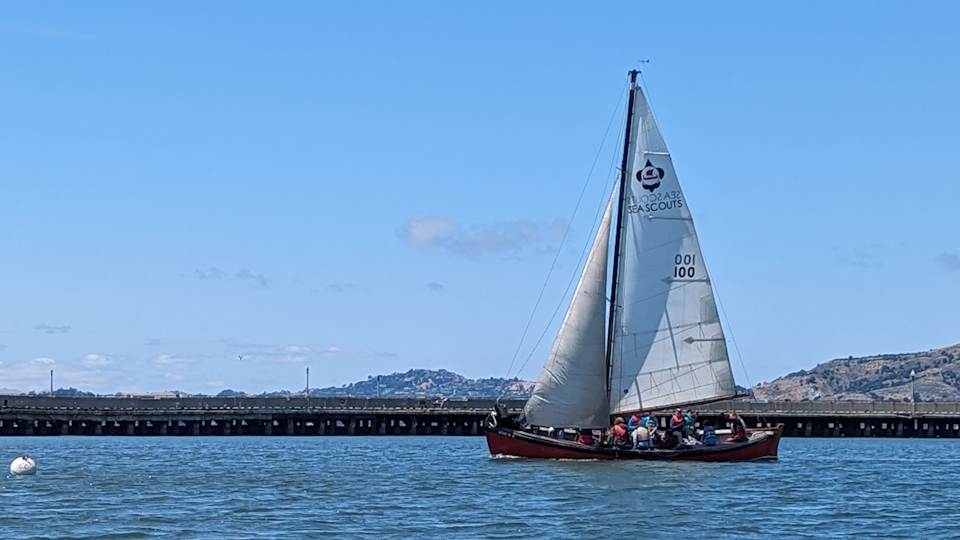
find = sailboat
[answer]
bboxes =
[486,71,783,461]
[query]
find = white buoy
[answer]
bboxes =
[9,456,36,476]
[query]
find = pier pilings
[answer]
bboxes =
[2,396,960,437]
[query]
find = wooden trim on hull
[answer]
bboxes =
[486,424,783,462]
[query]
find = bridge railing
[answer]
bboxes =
[0,395,527,411]
[701,400,960,415]
[3,395,959,415]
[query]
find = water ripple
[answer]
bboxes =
[1,437,959,538]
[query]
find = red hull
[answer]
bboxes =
[486,424,783,462]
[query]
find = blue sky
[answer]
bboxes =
[1,2,958,394]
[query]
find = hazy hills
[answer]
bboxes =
[303,368,534,399]
[752,343,960,402]
[13,343,960,402]
[221,368,535,399]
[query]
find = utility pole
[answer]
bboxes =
[50,369,54,396]
[377,376,381,399]
[305,367,310,407]
[910,369,917,417]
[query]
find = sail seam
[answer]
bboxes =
[638,358,730,377]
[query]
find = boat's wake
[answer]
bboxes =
[490,453,602,462]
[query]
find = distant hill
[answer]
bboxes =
[0,370,535,399]
[305,368,534,399]
[752,343,960,402]
[9,343,960,402]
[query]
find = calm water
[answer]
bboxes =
[1,437,958,538]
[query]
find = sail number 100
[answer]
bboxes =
[674,254,696,278]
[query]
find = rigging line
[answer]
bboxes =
[500,82,628,386]
[509,106,627,385]
[513,178,618,381]
[518,91,628,364]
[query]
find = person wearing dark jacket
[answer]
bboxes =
[726,411,748,443]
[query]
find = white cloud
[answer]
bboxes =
[398,215,566,258]
[153,355,195,365]
[219,345,314,363]
[266,345,312,363]
[219,339,276,350]
[0,358,110,393]
[206,380,225,387]
[82,354,111,367]
[320,346,397,358]
[164,372,186,381]
[399,215,459,250]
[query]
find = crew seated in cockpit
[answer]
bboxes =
[603,417,630,447]
[576,429,595,446]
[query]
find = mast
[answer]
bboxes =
[604,70,639,396]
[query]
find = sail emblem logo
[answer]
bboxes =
[636,160,664,192]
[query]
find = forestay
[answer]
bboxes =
[522,190,615,429]
[608,87,736,414]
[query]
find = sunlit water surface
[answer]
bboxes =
[1,437,958,538]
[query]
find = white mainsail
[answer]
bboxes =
[608,86,736,414]
[521,189,615,429]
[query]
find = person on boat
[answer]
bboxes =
[495,402,515,429]
[640,412,658,435]
[611,416,629,447]
[630,423,650,449]
[669,409,684,430]
[654,429,679,449]
[625,414,645,448]
[576,429,595,446]
[633,412,657,447]
[683,410,696,438]
[701,420,717,446]
[726,411,748,443]
[669,409,685,442]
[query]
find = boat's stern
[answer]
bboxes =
[747,423,785,461]
[766,423,785,459]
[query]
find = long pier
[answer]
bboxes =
[2,396,960,438]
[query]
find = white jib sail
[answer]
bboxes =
[522,189,615,429]
[609,86,736,415]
